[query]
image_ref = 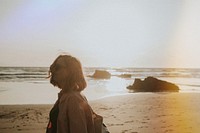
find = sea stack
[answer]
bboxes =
[117,74,132,78]
[127,76,179,92]
[89,70,111,79]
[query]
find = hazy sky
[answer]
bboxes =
[0,0,200,68]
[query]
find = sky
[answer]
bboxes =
[0,0,200,68]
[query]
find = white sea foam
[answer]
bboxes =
[0,67,200,104]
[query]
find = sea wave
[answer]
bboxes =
[0,67,200,82]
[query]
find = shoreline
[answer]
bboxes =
[0,91,200,105]
[1,93,200,133]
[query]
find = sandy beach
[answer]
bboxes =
[0,93,200,133]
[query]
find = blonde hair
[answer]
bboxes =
[49,55,87,91]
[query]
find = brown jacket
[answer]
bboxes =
[57,91,95,133]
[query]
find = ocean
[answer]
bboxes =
[0,67,200,105]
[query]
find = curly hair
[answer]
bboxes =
[49,54,87,92]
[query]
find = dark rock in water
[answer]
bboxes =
[89,70,111,79]
[127,76,179,92]
[117,74,132,78]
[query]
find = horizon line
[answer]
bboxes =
[0,65,200,69]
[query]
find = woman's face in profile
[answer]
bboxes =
[52,57,69,88]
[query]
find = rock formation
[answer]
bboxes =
[89,70,111,79]
[117,74,132,78]
[127,76,179,92]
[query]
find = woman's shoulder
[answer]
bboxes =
[59,91,84,104]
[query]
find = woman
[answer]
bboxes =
[46,54,97,133]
